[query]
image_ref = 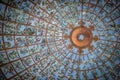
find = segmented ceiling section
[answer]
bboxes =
[0,0,120,80]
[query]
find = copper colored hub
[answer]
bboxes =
[70,27,92,48]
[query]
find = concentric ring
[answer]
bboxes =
[70,26,93,48]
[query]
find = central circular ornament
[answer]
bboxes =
[70,27,92,48]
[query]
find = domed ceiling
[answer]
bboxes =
[0,0,120,80]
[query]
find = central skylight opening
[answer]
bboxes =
[78,34,84,41]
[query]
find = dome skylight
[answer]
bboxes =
[0,0,120,80]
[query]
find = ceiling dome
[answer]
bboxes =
[0,0,120,80]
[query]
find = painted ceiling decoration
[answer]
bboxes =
[0,0,120,80]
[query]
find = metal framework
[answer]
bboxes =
[0,0,120,80]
